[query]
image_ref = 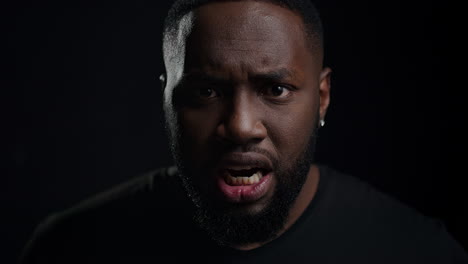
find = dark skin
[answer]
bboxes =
[163,1,331,250]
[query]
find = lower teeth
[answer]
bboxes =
[225,172,263,186]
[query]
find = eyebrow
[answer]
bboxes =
[182,72,230,84]
[249,68,296,83]
[181,68,296,84]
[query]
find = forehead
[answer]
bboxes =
[176,1,319,79]
[192,1,304,41]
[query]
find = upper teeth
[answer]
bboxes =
[225,171,263,186]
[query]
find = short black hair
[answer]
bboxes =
[162,0,324,54]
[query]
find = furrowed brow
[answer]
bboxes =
[181,72,230,85]
[249,68,296,83]
[179,68,296,86]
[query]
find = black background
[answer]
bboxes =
[2,0,463,263]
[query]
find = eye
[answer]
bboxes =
[197,87,218,98]
[264,84,292,98]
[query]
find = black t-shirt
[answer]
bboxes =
[20,165,468,263]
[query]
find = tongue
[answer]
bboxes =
[228,168,258,177]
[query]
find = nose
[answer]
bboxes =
[216,92,267,145]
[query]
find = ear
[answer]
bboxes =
[318,67,332,122]
[159,73,166,91]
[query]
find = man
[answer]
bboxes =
[21,0,467,263]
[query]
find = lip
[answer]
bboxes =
[216,171,273,203]
[216,152,273,172]
[214,152,274,203]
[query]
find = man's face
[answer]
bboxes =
[163,1,330,246]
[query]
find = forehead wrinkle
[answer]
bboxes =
[180,2,316,85]
[186,38,307,85]
[189,41,301,83]
[207,31,284,45]
[212,48,279,54]
[192,2,306,43]
[249,68,297,80]
[210,37,287,54]
[212,37,271,42]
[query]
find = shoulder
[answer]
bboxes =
[319,165,434,220]
[314,165,468,263]
[20,166,186,263]
[47,166,171,222]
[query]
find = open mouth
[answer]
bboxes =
[223,168,268,186]
[214,152,274,203]
[216,167,273,203]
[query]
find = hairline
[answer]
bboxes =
[162,0,324,72]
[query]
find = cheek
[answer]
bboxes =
[177,108,220,164]
[268,97,318,162]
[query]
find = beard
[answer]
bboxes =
[165,112,319,247]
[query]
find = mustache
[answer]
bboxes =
[210,144,280,171]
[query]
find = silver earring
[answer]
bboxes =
[320,120,325,127]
